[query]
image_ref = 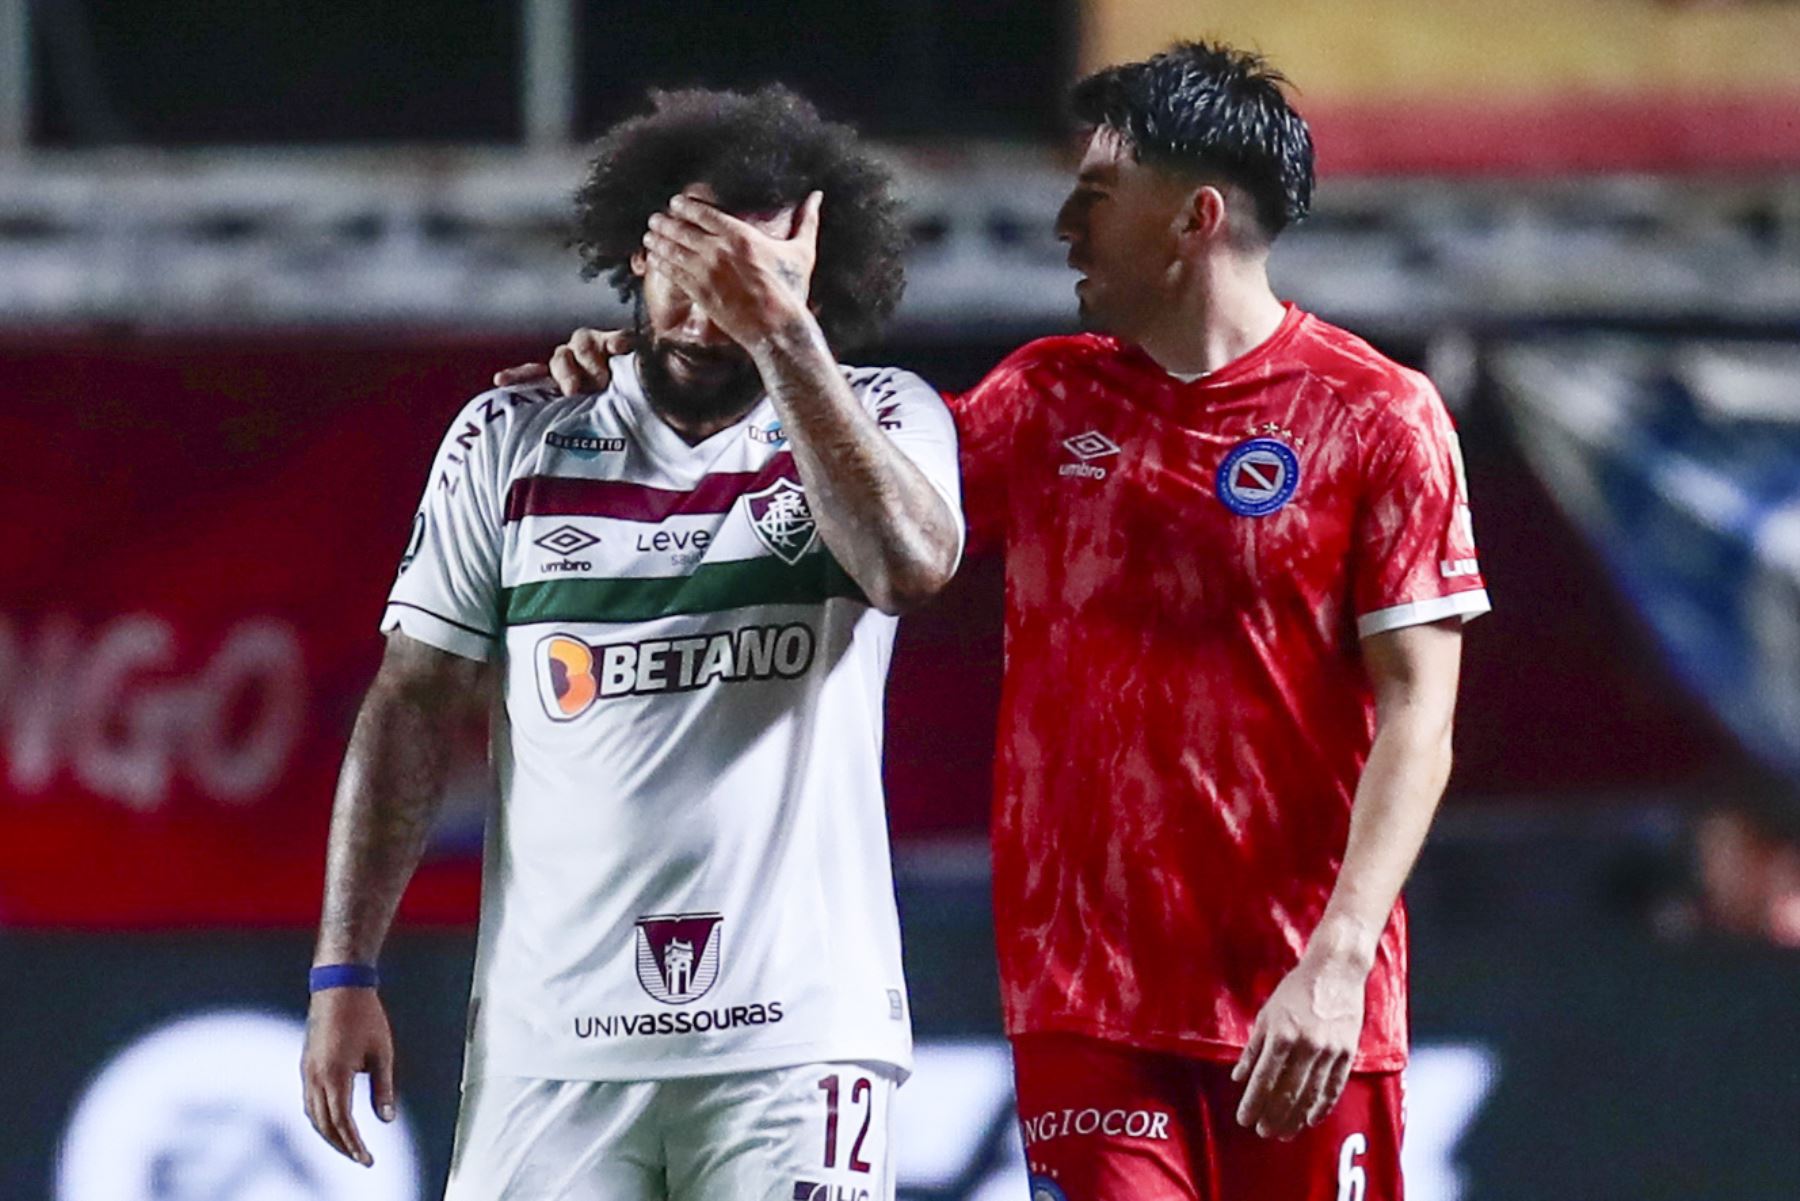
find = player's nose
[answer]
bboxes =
[678,307,734,348]
[1053,196,1081,243]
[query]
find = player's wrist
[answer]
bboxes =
[745,308,825,365]
[309,963,380,993]
[1302,915,1379,975]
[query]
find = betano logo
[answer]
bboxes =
[539,636,599,718]
[535,623,816,719]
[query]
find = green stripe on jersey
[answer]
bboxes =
[503,553,867,624]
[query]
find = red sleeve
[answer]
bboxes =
[949,346,1038,556]
[1351,376,1491,637]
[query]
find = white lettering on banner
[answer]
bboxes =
[0,615,307,810]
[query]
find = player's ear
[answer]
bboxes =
[1187,185,1228,241]
[630,247,648,278]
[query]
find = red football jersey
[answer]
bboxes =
[953,304,1488,1071]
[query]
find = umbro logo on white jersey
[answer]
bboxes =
[535,524,600,557]
[534,524,599,572]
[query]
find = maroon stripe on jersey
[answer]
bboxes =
[504,454,800,523]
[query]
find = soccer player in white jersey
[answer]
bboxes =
[300,86,965,1201]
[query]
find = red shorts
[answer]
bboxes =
[1011,1033,1404,1201]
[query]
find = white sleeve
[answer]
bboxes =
[852,367,967,568]
[381,392,511,661]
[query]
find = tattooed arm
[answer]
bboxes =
[302,631,494,1167]
[643,192,960,613]
[749,318,961,613]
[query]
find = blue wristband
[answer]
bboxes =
[309,963,379,993]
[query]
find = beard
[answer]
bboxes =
[633,304,765,430]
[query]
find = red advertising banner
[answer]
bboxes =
[0,337,525,926]
[0,335,1005,928]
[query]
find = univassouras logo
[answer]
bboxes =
[535,623,815,719]
[573,1002,785,1039]
[635,912,724,1004]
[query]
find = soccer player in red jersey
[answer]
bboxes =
[956,42,1489,1200]
[502,43,1488,1198]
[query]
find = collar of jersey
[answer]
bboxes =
[610,352,777,470]
[1107,303,1310,424]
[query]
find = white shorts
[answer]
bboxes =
[443,1063,898,1201]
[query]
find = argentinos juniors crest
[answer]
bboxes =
[1216,436,1300,517]
[634,912,724,1004]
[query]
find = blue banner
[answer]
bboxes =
[1496,338,1800,788]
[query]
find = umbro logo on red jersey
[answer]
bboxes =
[1063,431,1119,461]
[1059,430,1120,479]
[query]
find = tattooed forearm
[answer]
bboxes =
[313,635,491,965]
[751,317,959,614]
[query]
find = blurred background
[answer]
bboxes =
[3,1,1799,1198]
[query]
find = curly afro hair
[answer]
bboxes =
[572,85,908,354]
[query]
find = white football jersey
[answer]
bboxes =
[383,354,963,1082]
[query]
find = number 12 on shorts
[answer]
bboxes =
[817,1073,875,1172]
